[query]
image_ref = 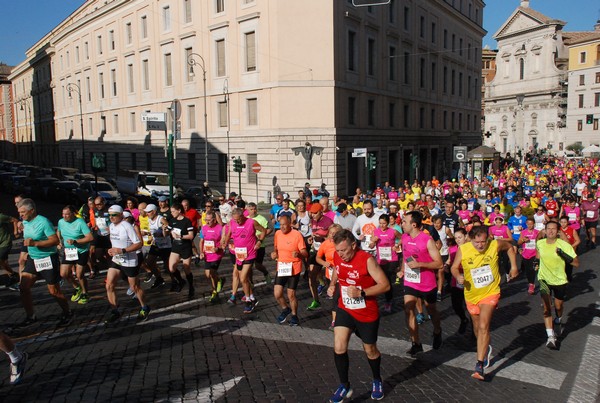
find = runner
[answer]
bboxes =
[91,196,111,276]
[143,204,168,289]
[445,228,469,334]
[316,224,344,330]
[248,202,273,284]
[351,200,379,256]
[326,230,390,402]
[517,217,540,295]
[558,216,580,282]
[369,214,401,313]
[199,210,225,303]
[536,221,579,349]
[307,202,334,310]
[104,205,149,323]
[166,203,196,298]
[450,225,518,380]
[0,208,19,289]
[399,211,444,355]
[580,192,599,249]
[57,205,94,304]
[271,215,308,326]
[220,208,267,314]
[0,331,27,385]
[17,198,73,326]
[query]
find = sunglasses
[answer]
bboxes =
[108,213,120,217]
[95,203,104,206]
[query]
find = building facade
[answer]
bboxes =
[0,64,15,160]
[481,46,497,131]
[564,26,600,147]
[12,0,484,197]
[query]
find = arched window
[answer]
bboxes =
[519,58,525,80]
[502,115,508,128]
[531,113,537,126]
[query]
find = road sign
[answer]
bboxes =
[453,146,467,162]
[141,112,166,122]
[146,121,167,131]
[251,163,262,174]
[170,99,182,121]
[353,148,367,158]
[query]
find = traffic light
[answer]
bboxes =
[586,114,594,124]
[233,157,245,173]
[410,154,419,169]
[367,153,377,170]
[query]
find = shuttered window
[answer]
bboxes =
[245,31,256,72]
[216,39,226,76]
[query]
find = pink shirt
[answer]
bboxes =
[563,206,580,230]
[374,227,398,264]
[230,218,258,264]
[489,225,509,240]
[201,223,223,262]
[519,228,539,260]
[401,232,437,292]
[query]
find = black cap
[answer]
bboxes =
[336,203,348,213]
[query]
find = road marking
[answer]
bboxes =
[593,317,600,327]
[568,334,600,402]
[143,313,567,390]
[156,376,244,403]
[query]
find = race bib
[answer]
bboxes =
[171,228,182,238]
[97,218,109,236]
[468,202,474,211]
[204,240,216,253]
[328,266,333,279]
[547,209,555,216]
[379,246,392,261]
[300,224,309,234]
[494,235,502,240]
[277,261,293,277]
[112,254,126,265]
[404,262,421,283]
[65,248,79,261]
[534,222,544,231]
[513,226,521,235]
[235,247,248,261]
[525,240,536,250]
[486,206,493,213]
[341,286,366,310]
[471,265,494,289]
[34,256,53,272]
[568,212,577,221]
[462,218,469,224]
[361,235,372,250]
[586,211,595,219]
[313,241,322,251]
[142,235,150,244]
[480,190,486,196]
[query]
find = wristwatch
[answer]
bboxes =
[360,290,367,298]
[122,248,126,254]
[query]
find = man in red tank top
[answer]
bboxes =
[558,216,580,282]
[326,230,389,402]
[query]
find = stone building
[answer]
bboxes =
[0,63,15,160]
[10,0,484,197]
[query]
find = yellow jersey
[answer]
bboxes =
[459,240,501,304]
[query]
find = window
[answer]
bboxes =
[388,0,395,23]
[596,72,600,83]
[218,153,227,182]
[403,104,409,128]
[109,30,115,51]
[430,108,435,129]
[218,102,228,127]
[184,0,192,23]
[419,16,425,38]
[468,43,471,60]
[84,41,89,60]
[419,107,424,129]
[452,34,455,52]
[579,94,584,108]
[188,154,197,180]
[141,16,148,39]
[348,97,356,125]
[130,112,136,132]
[75,46,80,63]
[127,64,134,93]
[245,31,256,72]
[110,69,117,96]
[125,23,132,45]
[579,75,585,86]
[467,75,472,98]
[577,120,583,131]
[443,66,448,93]
[131,152,137,170]
[99,72,105,98]
[443,29,448,48]
[216,39,226,77]
[185,48,193,82]
[85,76,91,101]
[431,62,436,90]
[451,69,455,95]
[113,114,119,134]
[216,0,225,13]
[594,119,599,130]
[101,116,107,134]
[403,52,410,84]
[348,31,356,71]
[419,58,425,88]
[146,153,152,171]
[163,6,171,31]
[531,113,538,126]
[97,35,103,55]
[459,38,463,55]
[367,39,375,76]
[247,98,258,125]
[431,22,436,43]
[595,92,600,107]
[403,7,409,30]
[389,103,395,127]
[458,112,462,130]
[458,72,463,96]
[187,105,196,129]
[142,59,149,90]
[519,59,525,80]
[247,153,257,184]
[368,100,375,126]
[580,51,586,63]
[388,46,396,81]
[443,110,447,129]
[164,53,173,86]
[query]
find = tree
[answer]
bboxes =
[565,143,583,154]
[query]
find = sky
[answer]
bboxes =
[0,0,599,67]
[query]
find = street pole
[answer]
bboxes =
[187,53,209,183]
[67,82,85,172]
[223,79,231,195]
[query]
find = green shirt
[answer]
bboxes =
[23,215,57,259]
[536,238,576,286]
[58,217,92,253]
[252,214,269,249]
[0,213,13,249]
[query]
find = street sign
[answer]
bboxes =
[453,146,467,162]
[251,163,261,173]
[170,99,182,121]
[353,148,367,158]
[146,121,167,131]
[141,112,166,122]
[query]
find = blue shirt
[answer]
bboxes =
[24,215,57,259]
[507,215,527,242]
[58,217,92,253]
[270,203,283,229]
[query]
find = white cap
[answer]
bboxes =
[123,211,132,218]
[108,205,123,213]
[144,204,158,212]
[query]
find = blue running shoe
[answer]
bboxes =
[371,379,384,400]
[329,384,353,403]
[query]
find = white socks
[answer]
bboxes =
[7,348,23,364]
[546,328,554,338]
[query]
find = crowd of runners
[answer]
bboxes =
[0,155,598,401]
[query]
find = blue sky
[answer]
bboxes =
[0,0,598,66]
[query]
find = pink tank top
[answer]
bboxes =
[489,225,508,240]
[520,228,538,260]
[231,218,257,264]
[563,206,580,229]
[401,232,436,292]
[201,223,223,262]
[374,227,398,263]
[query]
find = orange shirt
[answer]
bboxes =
[317,239,337,279]
[274,229,306,276]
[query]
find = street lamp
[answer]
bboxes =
[66,82,86,172]
[223,78,231,194]
[516,93,525,163]
[18,99,33,164]
[187,53,209,183]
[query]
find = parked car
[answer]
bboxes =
[51,167,79,180]
[6,175,28,195]
[47,181,81,205]
[30,177,60,199]
[75,180,122,205]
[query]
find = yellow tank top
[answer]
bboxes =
[460,240,501,304]
[139,215,151,246]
